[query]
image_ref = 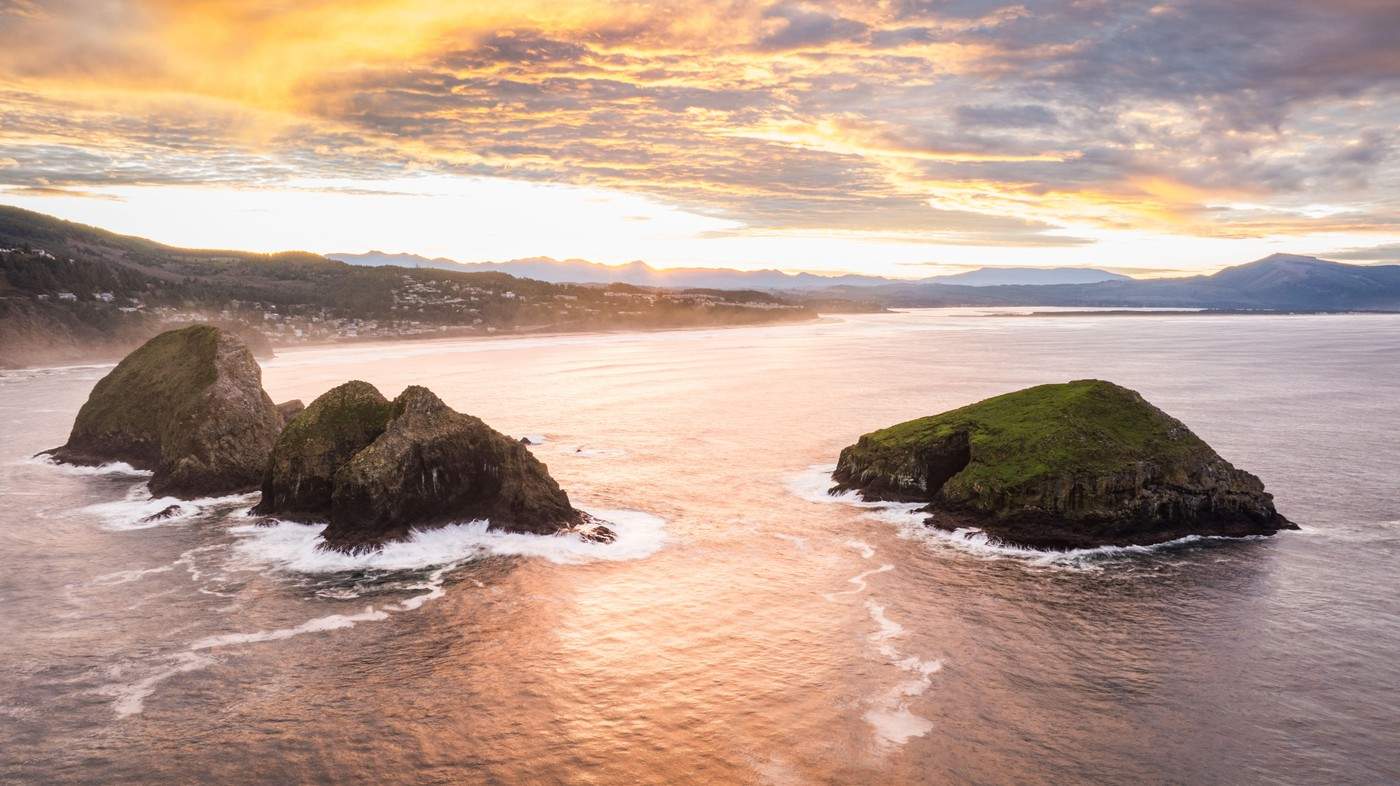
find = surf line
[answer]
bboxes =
[824,539,892,601]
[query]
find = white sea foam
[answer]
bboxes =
[863,706,936,747]
[862,599,942,749]
[103,652,215,718]
[520,434,548,445]
[229,507,666,574]
[394,566,451,611]
[174,543,230,583]
[81,485,257,531]
[825,564,894,601]
[103,604,391,717]
[790,463,1238,569]
[773,533,810,551]
[90,564,175,586]
[190,606,389,650]
[786,463,861,506]
[845,539,875,559]
[866,599,905,645]
[24,454,153,477]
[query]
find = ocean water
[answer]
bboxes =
[2,309,1398,784]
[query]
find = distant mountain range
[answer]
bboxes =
[330,249,1400,311]
[847,254,1400,311]
[329,252,1131,289]
[927,267,1131,286]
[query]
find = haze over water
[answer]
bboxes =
[3,309,1399,784]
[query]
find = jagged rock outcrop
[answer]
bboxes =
[832,380,1295,549]
[43,325,282,497]
[252,381,394,520]
[275,399,305,426]
[256,382,596,550]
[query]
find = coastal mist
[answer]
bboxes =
[3,310,1398,784]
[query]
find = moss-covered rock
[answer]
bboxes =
[44,325,282,497]
[255,383,590,550]
[325,386,582,548]
[832,380,1295,549]
[252,381,394,519]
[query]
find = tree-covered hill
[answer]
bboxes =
[0,206,815,367]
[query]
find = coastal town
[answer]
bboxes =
[0,236,814,365]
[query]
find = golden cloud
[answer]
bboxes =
[0,0,1396,245]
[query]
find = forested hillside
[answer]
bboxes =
[0,206,815,367]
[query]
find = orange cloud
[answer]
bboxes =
[0,0,1395,250]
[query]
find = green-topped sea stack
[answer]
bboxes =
[255,381,604,551]
[43,325,282,498]
[831,380,1295,549]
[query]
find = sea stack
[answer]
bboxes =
[831,380,1295,549]
[255,381,601,550]
[43,325,282,498]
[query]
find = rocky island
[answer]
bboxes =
[44,323,603,551]
[831,380,1295,549]
[253,380,606,551]
[42,325,284,497]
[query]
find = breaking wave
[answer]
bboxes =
[25,454,153,478]
[228,507,666,574]
[81,484,257,531]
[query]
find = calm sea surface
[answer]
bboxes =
[2,309,1398,784]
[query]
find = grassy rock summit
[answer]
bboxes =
[44,325,282,497]
[255,382,597,550]
[832,380,1295,549]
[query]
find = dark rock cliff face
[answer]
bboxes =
[832,380,1295,549]
[326,386,582,549]
[43,325,282,498]
[255,382,590,551]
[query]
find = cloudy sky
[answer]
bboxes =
[0,0,1397,275]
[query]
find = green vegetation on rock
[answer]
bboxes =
[255,381,590,550]
[326,386,580,549]
[46,325,282,497]
[253,381,394,519]
[60,325,220,464]
[833,380,1294,548]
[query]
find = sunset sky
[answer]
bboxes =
[1,1,1397,276]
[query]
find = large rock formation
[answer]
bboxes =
[43,325,282,498]
[252,381,394,520]
[255,382,593,550]
[832,380,1295,549]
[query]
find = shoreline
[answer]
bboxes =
[0,313,833,373]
